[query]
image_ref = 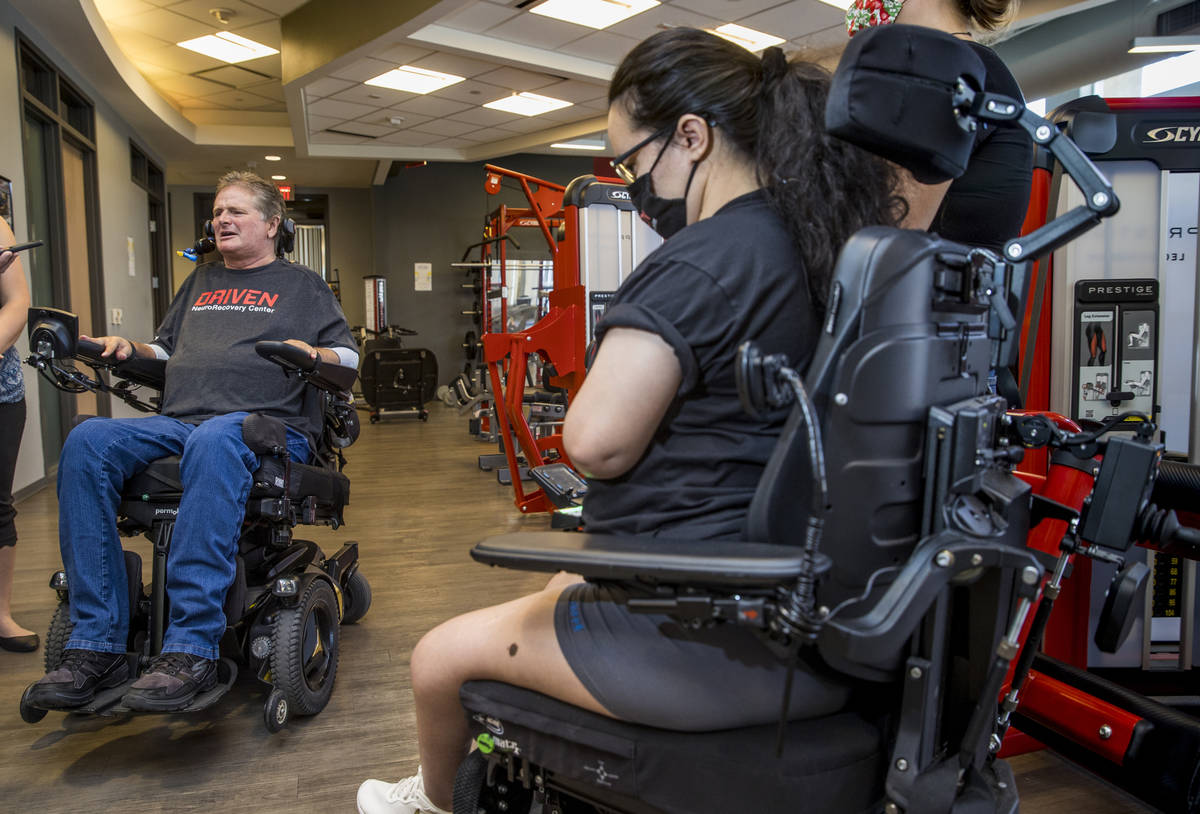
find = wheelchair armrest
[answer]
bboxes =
[110,357,166,390]
[255,340,358,393]
[817,531,1043,681]
[471,533,811,587]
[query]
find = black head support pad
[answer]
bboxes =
[826,24,987,184]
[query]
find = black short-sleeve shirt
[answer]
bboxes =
[581,191,817,540]
[930,43,1034,252]
[153,259,355,448]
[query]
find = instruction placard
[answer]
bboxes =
[414,262,432,292]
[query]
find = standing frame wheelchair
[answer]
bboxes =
[445,25,1177,814]
[17,307,371,733]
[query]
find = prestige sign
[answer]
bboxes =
[1076,279,1158,302]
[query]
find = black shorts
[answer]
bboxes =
[554,581,851,731]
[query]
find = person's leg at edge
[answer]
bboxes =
[359,582,609,813]
[0,398,34,641]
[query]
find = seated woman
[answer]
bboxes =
[357,28,903,814]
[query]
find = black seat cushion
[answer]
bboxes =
[119,455,348,510]
[460,680,886,814]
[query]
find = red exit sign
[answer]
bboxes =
[277,184,293,200]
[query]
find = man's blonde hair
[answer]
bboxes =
[216,170,286,226]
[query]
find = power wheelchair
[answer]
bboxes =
[446,26,1183,814]
[17,306,370,733]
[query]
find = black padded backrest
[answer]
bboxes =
[826,24,986,184]
[748,228,992,601]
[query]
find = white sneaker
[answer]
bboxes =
[356,767,452,814]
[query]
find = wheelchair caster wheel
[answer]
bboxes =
[369,414,379,424]
[20,685,47,724]
[264,688,289,733]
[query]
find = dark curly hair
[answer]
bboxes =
[609,28,905,308]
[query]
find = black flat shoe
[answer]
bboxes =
[0,634,39,652]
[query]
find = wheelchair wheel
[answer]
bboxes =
[270,578,339,716]
[263,688,289,734]
[44,601,73,673]
[340,569,372,625]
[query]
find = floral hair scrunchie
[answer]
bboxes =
[846,0,904,37]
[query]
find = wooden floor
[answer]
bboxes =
[0,405,1155,813]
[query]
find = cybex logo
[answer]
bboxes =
[1141,124,1200,145]
[607,189,631,201]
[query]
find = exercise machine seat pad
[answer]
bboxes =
[460,680,886,814]
[119,454,349,510]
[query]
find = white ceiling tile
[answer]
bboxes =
[536,105,594,124]
[95,0,159,21]
[366,110,434,129]
[246,80,285,101]
[434,1,519,33]
[472,66,560,92]
[790,23,847,57]
[410,52,503,79]
[307,97,379,120]
[325,120,395,137]
[605,4,721,39]
[561,30,639,64]
[329,57,403,83]
[434,78,510,104]
[375,130,444,146]
[491,116,556,134]
[118,7,220,42]
[311,131,372,145]
[306,114,343,132]
[328,83,416,108]
[194,63,274,88]
[154,73,233,97]
[448,106,525,127]
[534,79,609,104]
[409,118,479,137]
[238,0,308,14]
[739,0,843,40]
[453,129,494,143]
[303,76,355,100]
[370,42,438,66]
[387,95,473,117]
[666,0,791,21]
[433,136,476,149]
[227,18,283,49]
[137,42,224,73]
[169,0,276,29]
[106,25,173,57]
[240,52,282,76]
[486,14,592,50]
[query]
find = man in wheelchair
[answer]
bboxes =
[27,171,357,713]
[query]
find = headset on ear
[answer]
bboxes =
[277,217,296,257]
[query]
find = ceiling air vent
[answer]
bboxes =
[1157,0,1200,35]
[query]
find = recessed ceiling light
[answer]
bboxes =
[710,23,786,53]
[176,32,279,64]
[272,175,287,181]
[264,155,282,161]
[530,0,660,29]
[483,92,573,116]
[550,140,605,151]
[365,65,465,94]
[1129,36,1200,53]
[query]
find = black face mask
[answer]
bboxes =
[627,139,700,240]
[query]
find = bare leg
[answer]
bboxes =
[411,584,611,810]
[0,545,35,638]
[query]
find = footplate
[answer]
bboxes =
[110,657,239,715]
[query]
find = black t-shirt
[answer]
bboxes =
[153,259,355,449]
[930,43,1034,252]
[582,191,817,540]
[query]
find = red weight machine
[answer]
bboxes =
[1000,97,1200,813]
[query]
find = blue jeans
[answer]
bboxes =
[57,412,309,660]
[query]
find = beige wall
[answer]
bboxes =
[2,1,170,491]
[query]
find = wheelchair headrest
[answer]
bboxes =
[826,24,986,184]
